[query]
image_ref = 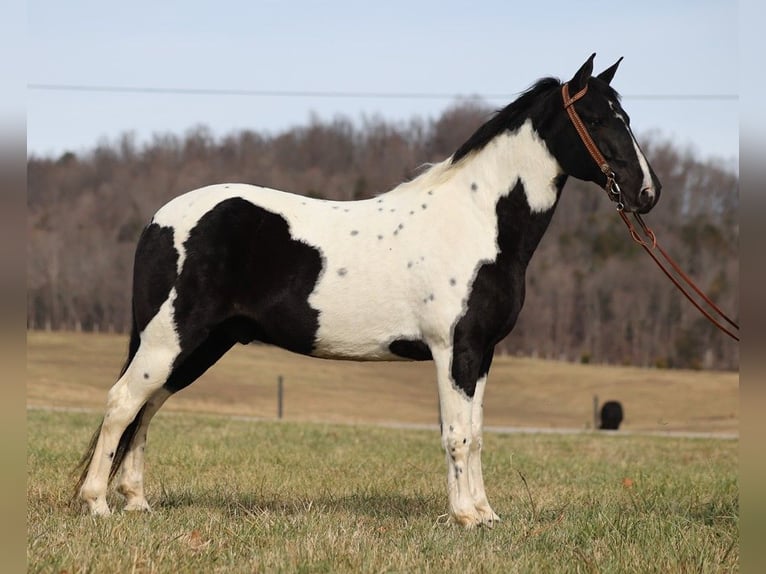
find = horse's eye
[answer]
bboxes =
[588,117,604,128]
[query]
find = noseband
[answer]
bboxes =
[561,83,624,210]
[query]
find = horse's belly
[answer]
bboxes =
[310,303,420,360]
[305,250,469,361]
[309,341,407,361]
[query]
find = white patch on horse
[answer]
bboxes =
[471,120,561,213]
[307,119,559,358]
[609,101,655,192]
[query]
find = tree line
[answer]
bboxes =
[27,100,739,369]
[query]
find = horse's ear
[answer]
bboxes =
[597,57,624,85]
[568,53,596,93]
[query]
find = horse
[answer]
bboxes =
[75,53,661,528]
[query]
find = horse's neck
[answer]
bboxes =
[453,119,565,266]
[454,119,562,212]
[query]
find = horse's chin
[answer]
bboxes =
[620,203,649,215]
[634,198,659,215]
[620,195,657,215]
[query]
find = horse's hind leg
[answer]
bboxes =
[115,388,172,511]
[114,327,237,512]
[78,325,180,515]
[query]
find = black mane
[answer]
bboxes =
[451,77,562,164]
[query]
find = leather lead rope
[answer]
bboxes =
[619,211,740,341]
[562,82,740,342]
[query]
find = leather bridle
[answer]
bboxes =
[562,83,623,210]
[561,82,740,342]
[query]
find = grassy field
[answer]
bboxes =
[27,331,739,434]
[27,331,740,571]
[28,409,738,573]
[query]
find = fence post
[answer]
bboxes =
[277,375,284,419]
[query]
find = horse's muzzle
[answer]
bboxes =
[636,185,660,214]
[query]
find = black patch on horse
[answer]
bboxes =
[170,198,323,360]
[132,223,178,332]
[389,338,433,361]
[450,179,564,396]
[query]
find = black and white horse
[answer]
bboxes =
[76,54,660,527]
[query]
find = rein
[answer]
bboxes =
[561,83,740,342]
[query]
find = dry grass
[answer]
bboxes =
[28,409,738,573]
[27,332,739,572]
[27,330,738,434]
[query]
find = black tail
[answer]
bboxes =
[73,302,143,500]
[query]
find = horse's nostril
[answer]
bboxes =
[640,187,655,205]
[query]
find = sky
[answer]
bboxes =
[27,1,738,167]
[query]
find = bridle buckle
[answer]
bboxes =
[602,167,624,211]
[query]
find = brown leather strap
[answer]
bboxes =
[562,83,612,177]
[633,213,740,331]
[619,211,740,341]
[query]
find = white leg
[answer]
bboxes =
[432,346,483,528]
[116,388,172,511]
[468,374,501,527]
[79,346,176,516]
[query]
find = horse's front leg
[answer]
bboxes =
[468,369,501,527]
[432,346,483,528]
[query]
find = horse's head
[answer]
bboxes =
[549,54,662,214]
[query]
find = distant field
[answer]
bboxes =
[28,409,738,573]
[27,330,739,434]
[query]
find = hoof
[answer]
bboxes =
[85,500,112,517]
[80,486,111,516]
[124,499,152,513]
[477,506,501,528]
[451,510,482,529]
